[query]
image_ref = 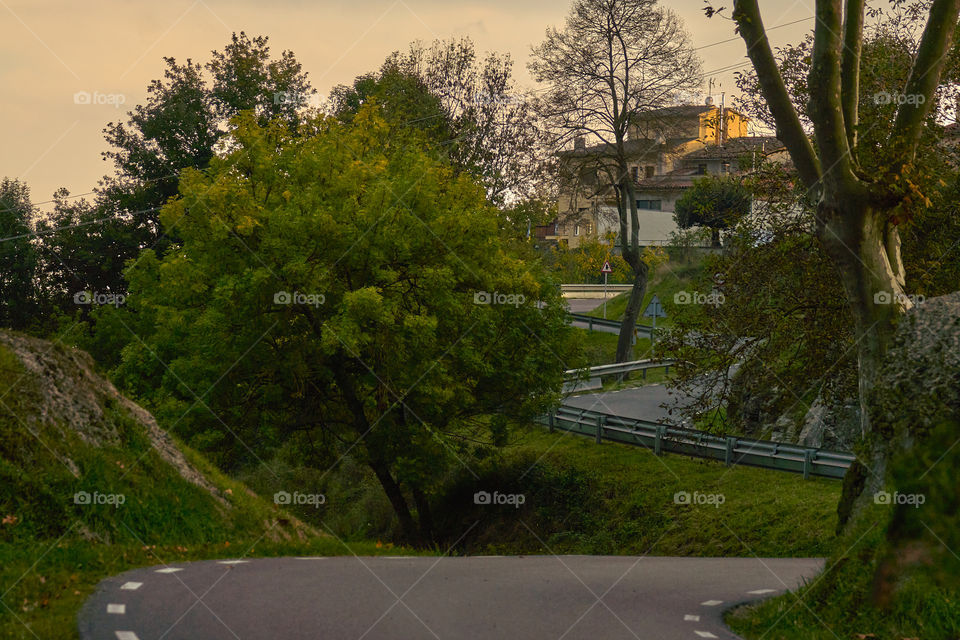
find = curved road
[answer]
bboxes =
[79,555,821,640]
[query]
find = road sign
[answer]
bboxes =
[600,260,613,274]
[643,294,667,318]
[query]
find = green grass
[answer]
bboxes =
[584,261,706,328]
[0,334,431,639]
[725,521,960,640]
[431,427,842,557]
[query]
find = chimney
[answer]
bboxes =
[574,136,586,151]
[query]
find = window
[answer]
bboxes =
[574,224,580,236]
[697,163,708,175]
[645,166,655,178]
[636,199,662,211]
[630,166,639,180]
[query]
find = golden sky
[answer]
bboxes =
[1,0,814,208]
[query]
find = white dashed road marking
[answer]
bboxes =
[120,582,142,590]
[694,632,718,638]
[747,589,776,595]
[295,557,327,560]
[106,603,126,614]
[115,632,140,640]
[155,568,183,574]
[700,600,723,606]
[217,560,249,565]
[683,614,700,621]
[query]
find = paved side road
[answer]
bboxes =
[564,385,690,425]
[79,555,822,640]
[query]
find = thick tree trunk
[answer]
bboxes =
[817,200,909,529]
[369,458,420,545]
[616,265,649,363]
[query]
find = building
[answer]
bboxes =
[540,98,786,248]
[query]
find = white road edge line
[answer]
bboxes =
[115,632,140,640]
[217,560,249,565]
[155,568,182,574]
[683,614,700,621]
[747,589,776,595]
[106,603,126,614]
[700,600,723,606]
[694,632,718,639]
[295,557,327,560]
[119,582,142,590]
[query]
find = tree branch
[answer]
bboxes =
[809,0,855,191]
[733,0,822,190]
[889,0,960,161]
[841,0,865,158]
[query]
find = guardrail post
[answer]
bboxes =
[654,424,665,456]
[665,364,671,376]
[595,415,604,444]
[642,368,647,381]
[588,317,594,332]
[803,449,813,480]
[548,411,555,433]
[725,437,736,467]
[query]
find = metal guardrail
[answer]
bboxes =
[561,284,633,294]
[568,313,654,339]
[538,406,855,480]
[563,359,676,392]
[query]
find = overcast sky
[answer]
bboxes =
[1,0,814,209]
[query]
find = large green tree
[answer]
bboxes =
[112,108,576,545]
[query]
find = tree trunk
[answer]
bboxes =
[817,199,909,529]
[369,458,420,545]
[616,264,649,363]
[412,487,434,545]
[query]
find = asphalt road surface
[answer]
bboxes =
[563,385,690,425]
[79,555,822,640]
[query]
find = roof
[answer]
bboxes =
[683,135,784,160]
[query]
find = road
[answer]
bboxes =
[78,555,822,640]
[563,385,692,426]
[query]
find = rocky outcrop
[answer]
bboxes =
[0,330,224,502]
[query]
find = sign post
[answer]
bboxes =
[642,293,668,346]
[600,260,613,319]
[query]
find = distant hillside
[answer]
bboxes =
[0,330,311,545]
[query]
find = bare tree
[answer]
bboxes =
[530,0,702,362]
[726,0,960,524]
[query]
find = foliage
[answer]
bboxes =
[0,179,38,329]
[28,33,313,308]
[674,174,752,245]
[331,37,551,209]
[108,107,577,544]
